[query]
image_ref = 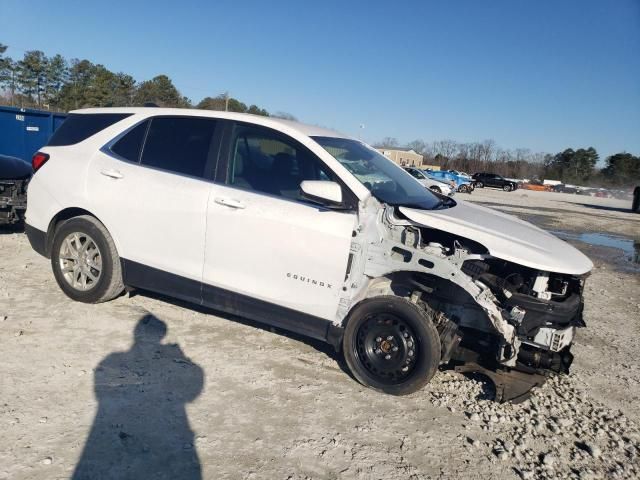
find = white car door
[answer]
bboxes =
[202,122,356,322]
[88,116,219,286]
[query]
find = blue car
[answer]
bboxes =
[424,169,474,193]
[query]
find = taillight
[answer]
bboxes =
[32,152,50,172]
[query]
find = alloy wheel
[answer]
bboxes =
[58,232,103,291]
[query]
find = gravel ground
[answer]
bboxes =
[1,189,639,479]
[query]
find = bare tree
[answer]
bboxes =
[373,134,548,179]
[406,139,426,154]
[378,137,399,148]
[432,140,458,161]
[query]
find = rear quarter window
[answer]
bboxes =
[47,113,132,146]
[109,121,150,163]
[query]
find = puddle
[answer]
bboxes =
[552,230,639,264]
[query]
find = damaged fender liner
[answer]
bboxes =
[448,329,575,403]
[454,362,547,404]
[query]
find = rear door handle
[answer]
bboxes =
[101,169,124,179]
[214,197,245,209]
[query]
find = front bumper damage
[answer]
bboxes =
[0,178,28,225]
[445,276,586,403]
[342,203,588,403]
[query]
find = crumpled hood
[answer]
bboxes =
[400,201,593,275]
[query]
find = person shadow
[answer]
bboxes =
[73,314,204,480]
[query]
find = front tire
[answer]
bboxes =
[343,296,441,395]
[51,215,124,303]
[430,186,442,194]
[476,181,484,188]
[503,184,513,192]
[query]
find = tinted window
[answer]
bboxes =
[48,113,131,146]
[228,125,332,201]
[141,117,217,178]
[110,121,149,162]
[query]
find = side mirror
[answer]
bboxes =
[300,180,343,206]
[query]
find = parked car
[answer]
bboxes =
[448,170,472,180]
[633,186,640,213]
[403,166,455,196]
[425,169,474,193]
[25,108,593,401]
[0,154,31,225]
[521,183,551,192]
[472,172,518,192]
[553,184,578,194]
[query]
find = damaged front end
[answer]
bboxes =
[453,259,587,402]
[0,154,31,226]
[0,178,29,225]
[343,203,590,403]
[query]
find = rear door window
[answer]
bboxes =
[109,121,149,163]
[48,113,131,146]
[140,117,218,179]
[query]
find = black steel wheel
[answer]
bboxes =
[343,296,441,395]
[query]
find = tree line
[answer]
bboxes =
[0,43,294,118]
[376,137,639,188]
[1,43,636,188]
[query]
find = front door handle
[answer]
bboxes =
[214,197,246,209]
[101,169,124,179]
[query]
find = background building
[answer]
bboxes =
[376,147,423,166]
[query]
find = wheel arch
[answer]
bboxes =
[347,271,495,332]
[44,208,118,258]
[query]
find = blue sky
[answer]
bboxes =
[1,0,639,160]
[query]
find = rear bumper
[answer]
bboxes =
[25,223,48,258]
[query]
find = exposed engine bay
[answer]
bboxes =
[341,203,588,403]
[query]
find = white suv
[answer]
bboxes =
[25,108,593,401]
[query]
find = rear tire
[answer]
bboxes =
[343,296,441,395]
[51,215,124,303]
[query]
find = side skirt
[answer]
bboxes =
[121,259,343,347]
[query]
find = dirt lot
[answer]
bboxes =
[1,189,639,480]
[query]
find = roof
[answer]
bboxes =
[70,107,347,139]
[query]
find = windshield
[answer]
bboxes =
[312,136,444,210]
